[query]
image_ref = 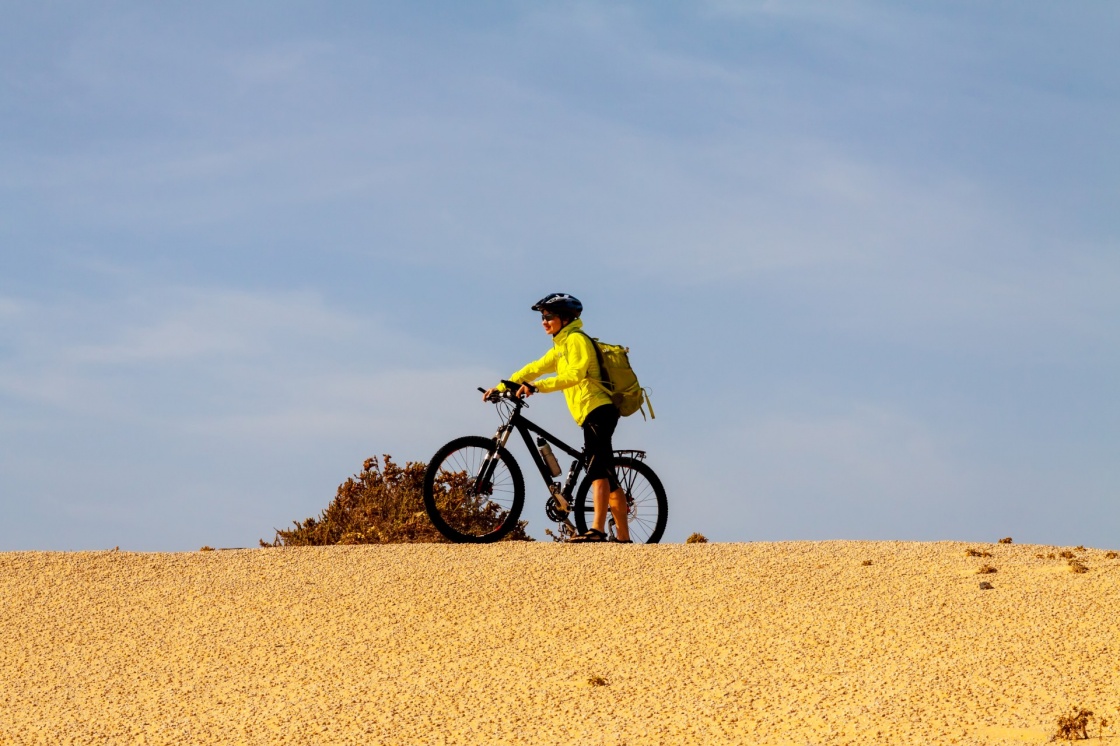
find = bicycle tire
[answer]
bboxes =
[573,456,668,544]
[422,435,526,543]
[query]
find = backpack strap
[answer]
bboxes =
[575,330,654,420]
[573,330,612,391]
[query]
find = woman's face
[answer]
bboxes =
[541,312,564,336]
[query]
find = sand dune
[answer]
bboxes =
[2,541,1118,745]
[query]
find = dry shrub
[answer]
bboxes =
[1060,550,1075,559]
[1105,551,1119,559]
[544,526,573,543]
[861,560,873,566]
[1068,560,1089,574]
[199,546,215,552]
[999,537,1013,544]
[588,675,609,687]
[686,533,709,544]
[1074,545,1086,551]
[1054,707,1093,741]
[977,564,997,574]
[965,548,993,558]
[262,455,531,546]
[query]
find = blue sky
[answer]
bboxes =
[2,1,1117,550]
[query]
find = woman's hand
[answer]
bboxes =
[482,383,535,402]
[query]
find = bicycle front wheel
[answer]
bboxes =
[573,456,668,544]
[422,435,526,543]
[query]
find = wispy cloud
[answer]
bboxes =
[0,282,498,548]
[0,295,27,319]
[62,289,365,364]
[663,404,987,542]
[1,2,1116,550]
[0,286,447,420]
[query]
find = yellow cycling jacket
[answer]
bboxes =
[500,319,613,426]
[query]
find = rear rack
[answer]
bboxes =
[613,449,646,460]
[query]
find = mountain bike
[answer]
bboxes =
[422,381,668,544]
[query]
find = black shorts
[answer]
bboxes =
[582,404,620,490]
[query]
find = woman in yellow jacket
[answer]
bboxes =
[483,293,630,543]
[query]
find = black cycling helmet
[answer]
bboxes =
[531,293,582,319]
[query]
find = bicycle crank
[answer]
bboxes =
[544,495,570,523]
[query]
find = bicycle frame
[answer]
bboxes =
[425,384,664,544]
[489,397,587,501]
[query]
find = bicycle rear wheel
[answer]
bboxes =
[422,435,526,543]
[573,456,668,544]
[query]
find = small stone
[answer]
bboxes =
[979,581,994,590]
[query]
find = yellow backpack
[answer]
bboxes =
[576,331,655,419]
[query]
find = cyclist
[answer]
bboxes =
[482,293,630,543]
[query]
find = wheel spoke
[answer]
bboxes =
[571,456,667,544]
[423,437,525,542]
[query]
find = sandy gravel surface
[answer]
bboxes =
[2,541,1118,745]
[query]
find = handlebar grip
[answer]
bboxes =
[480,381,531,404]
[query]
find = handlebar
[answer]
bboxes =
[479,380,535,404]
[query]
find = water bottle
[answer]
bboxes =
[537,437,562,478]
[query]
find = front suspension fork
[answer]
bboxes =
[474,425,513,493]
